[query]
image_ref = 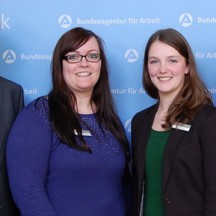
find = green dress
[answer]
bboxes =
[144,129,170,216]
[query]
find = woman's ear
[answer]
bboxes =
[185,66,190,74]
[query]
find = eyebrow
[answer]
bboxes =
[72,49,99,53]
[148,55,180,59]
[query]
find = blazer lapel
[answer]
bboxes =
[163,128,188,191]
[136,105,158,187]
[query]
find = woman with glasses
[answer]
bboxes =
[6,27,131,216]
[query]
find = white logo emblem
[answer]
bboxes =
[124,119,132,133]
[58,14,72,28]
[179,13,193,27]
[125,49,139,63]
[3,50,16,64]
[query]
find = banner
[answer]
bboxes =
[1,0,216,137]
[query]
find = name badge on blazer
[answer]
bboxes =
[172,123,191,132]
[74,129,92,136]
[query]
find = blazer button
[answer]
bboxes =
[165,197,171,204]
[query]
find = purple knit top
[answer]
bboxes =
[6,96,129,216]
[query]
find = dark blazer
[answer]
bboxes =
[0,76,24,216]
[131,103,216,216]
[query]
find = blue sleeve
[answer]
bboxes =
[6,104,57,216]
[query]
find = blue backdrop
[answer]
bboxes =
[1,0,216,138]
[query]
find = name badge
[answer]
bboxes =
[172,123,191,132]
[74,129,92,136]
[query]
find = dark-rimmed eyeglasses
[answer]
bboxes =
[62,53,101,63]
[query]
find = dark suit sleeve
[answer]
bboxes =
[0,77,24,128]
[13,84,24,113]
[199,107,216,215]
[0,78,24,216]
[8,83,24,124]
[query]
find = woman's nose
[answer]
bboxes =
[159,62,167,73]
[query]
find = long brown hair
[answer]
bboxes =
[48,27,130,159]
[143,28,212,128]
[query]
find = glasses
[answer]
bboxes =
[63,53,101,63]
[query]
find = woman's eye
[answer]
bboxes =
[68,55,79,60]
[89,53,99,59]
[149,60,158,64]
[170,59,177,63]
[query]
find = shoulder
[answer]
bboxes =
[132,103,157,123]
[131,104,157,134]
[19,96,49,121]
[195,104,216,127]
[0,76,22,90]
[32,95,49,112]
[0,77,23,102]
[190,105,216,139]
[196,104,216,120]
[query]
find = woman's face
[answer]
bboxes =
[147,40,189,98]
[62,37,101,96]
